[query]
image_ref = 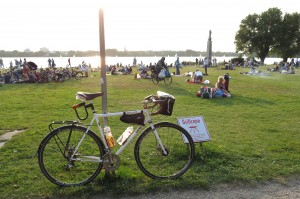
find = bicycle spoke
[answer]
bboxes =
[38,126,104,186]
[135,122,194,179]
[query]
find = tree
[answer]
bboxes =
[235,8,282,64]
[272,13,300,62]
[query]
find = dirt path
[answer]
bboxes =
[90,176,300,199]
[0,130,24,148]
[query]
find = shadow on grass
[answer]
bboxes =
[47,146,264,198]
[208,93,275,107]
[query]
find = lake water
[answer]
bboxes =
[0,56,288,69]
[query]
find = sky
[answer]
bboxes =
[0,0,298,53]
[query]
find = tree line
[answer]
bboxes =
[235,7,300,63]
[0,49,239,58]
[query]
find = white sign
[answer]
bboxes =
[177,116,211,143]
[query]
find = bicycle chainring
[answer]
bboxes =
[102,154,121,171]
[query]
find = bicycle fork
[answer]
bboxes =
[149,124,168,156]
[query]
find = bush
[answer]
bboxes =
[231,57,244,66]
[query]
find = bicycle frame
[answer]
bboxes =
[38,91,195,186]
[70,102,167,162]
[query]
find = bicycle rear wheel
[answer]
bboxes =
[164,76,172,85]
[134,122,195,179]
[37,125,105,187]
[75,72,83,80]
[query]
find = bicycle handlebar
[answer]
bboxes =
[142,94,167,115]
[71,92,172,120]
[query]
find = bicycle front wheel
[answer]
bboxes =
[151,73,159,84]
[37,125,105,187]
[63,72,71,81]
[164,76,172,85]
[134,122,195,179]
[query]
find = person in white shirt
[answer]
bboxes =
[192,70,203,83]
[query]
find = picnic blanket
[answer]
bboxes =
[187,79,210,85]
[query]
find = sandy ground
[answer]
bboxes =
[89,176,300,199]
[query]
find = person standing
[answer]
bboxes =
[51,59,56,68]
[175,57,182,75]
[204,57,209,75]
[68,58,71,67]
[133,57,137,66]
[0,58,4,69]
[9,61,13,69]
[48,58,51,68]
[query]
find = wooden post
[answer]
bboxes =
[99,8,108,127]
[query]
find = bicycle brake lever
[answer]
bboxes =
[144,94,153,100]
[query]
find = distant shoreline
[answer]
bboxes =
[0,56,285,69]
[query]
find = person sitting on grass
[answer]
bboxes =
[192,70,203,83]
[215,76,230,97]
[111,65,117,75]
[187,70,203,83]
[140,69,150,79]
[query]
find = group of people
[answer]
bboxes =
[134,56,212,80]
[174,56,209,76]
[110,65,133,75]
[1,63,41,84]
[79,61,90,77]
[266,61,296,74]
[278,62,295,74]
[214,75,230,97]
[196,73,230,98]
[47,58,56,68]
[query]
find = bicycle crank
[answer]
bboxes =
[102,154,120,171]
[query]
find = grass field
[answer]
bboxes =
[0,65,300,198]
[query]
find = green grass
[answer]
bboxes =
[1,66,300,198]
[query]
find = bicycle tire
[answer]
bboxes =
[164,76,172,85]
[75,72,83,80]
[151,74,159,84]
[134,122,195,179]
[54,74,64,83]
[42,74,51,83]
[64,72,71,81]
[37,125,105,187]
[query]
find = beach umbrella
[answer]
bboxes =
[27,61,38,70]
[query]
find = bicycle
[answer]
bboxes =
[39,68,65,83]
[61,67,83,80]
[151,67,173,85]
[37,91,195,187]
